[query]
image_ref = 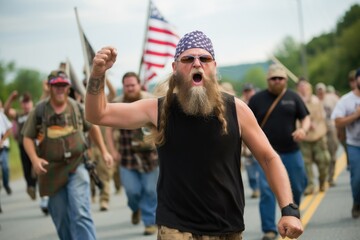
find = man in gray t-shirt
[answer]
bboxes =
[331,68,360,219]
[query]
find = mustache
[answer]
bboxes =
[190,68,204,76]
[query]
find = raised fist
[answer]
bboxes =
[91,46,117,78]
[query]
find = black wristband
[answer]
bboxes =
[281,203,300,219]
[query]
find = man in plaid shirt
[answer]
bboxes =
[106,72,158,236]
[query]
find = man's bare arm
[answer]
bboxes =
[85,46,158,129]
[235,98,303,238]
[87,76,105,96]
[335,106,360,128]
[236,99,293,207]
[3,90,18,119]
[23,137,48,175]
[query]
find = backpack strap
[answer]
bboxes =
[35,99,48,136]
[67,98,83,131]
[66,98,88,149]
[35,97,84,135]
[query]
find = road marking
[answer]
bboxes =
[333,153,347,180]
[299,195,313,211]
[301,153,346,227]
[301,192,325,228]
[277,152,347,240]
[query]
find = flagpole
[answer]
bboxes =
[74,7,91,82]
[269,55,299,83]
[138,0,152,85]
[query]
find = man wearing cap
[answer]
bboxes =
[85,31,303,239]
[336,70,358,171]
[22,70,113,240]
[331,68,360,219]
[4,91,37,200]
[315,82,339,187]
[105,72,159,235]
[248,64,310,240]
[297,79,330,195]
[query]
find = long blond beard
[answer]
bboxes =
[176,71,219,116]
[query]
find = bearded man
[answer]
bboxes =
[85,31,304,240]
[22,70,113,240]
[248,64,310,240]
[105,72,159,235]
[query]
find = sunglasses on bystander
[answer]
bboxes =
[269,77,285,81]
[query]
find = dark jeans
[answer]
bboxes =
[258,149,307,234]
[19,144,37,188]
[0,148,10,189]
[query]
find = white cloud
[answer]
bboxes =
[0,0,359,89]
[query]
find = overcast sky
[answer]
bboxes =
[1,0,359,88]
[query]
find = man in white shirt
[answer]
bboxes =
[331,68,360,219]
[0,100,13,195]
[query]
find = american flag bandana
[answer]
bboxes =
[174,30,215,61]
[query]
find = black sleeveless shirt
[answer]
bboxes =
[156,93,245,235]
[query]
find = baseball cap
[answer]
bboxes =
[47,70,71,85]
[315,82,326,91]
[267,64,287,80]
[355,68,360,79]
[243,83,254,92]
[20,92,32,103]
[220,82,235,95]
[327,85,335,93]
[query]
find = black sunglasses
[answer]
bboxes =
[177,55,214,64]
[269,77,285,81]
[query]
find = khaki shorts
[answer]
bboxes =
[157,226,243,240]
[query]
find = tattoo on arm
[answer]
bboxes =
[87,77,105,95]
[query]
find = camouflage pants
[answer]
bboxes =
[300,136,331,187]
[157,226,243,240]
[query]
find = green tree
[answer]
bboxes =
[272,4,360,93]
[307,48,338,86]
[306,33,335,57]
[336,4,360,35]
[273,36,302,79]
[7,68,44,106]
[241,67,267,90]
[336,19,360,91]
[0,60,15,102]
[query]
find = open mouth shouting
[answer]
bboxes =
[192,73,203,86]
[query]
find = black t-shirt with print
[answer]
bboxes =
[248,89,309,153]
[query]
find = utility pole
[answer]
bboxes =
[297,0,308,79]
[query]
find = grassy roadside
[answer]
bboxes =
[9,136,23,181]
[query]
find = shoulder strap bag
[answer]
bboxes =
[260,88,287,128]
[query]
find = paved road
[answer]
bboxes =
[0,152,359,240]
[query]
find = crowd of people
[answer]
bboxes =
[0,30,359,240]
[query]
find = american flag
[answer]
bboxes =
[140,1,179,84]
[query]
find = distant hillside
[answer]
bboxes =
[218,61,269,82]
